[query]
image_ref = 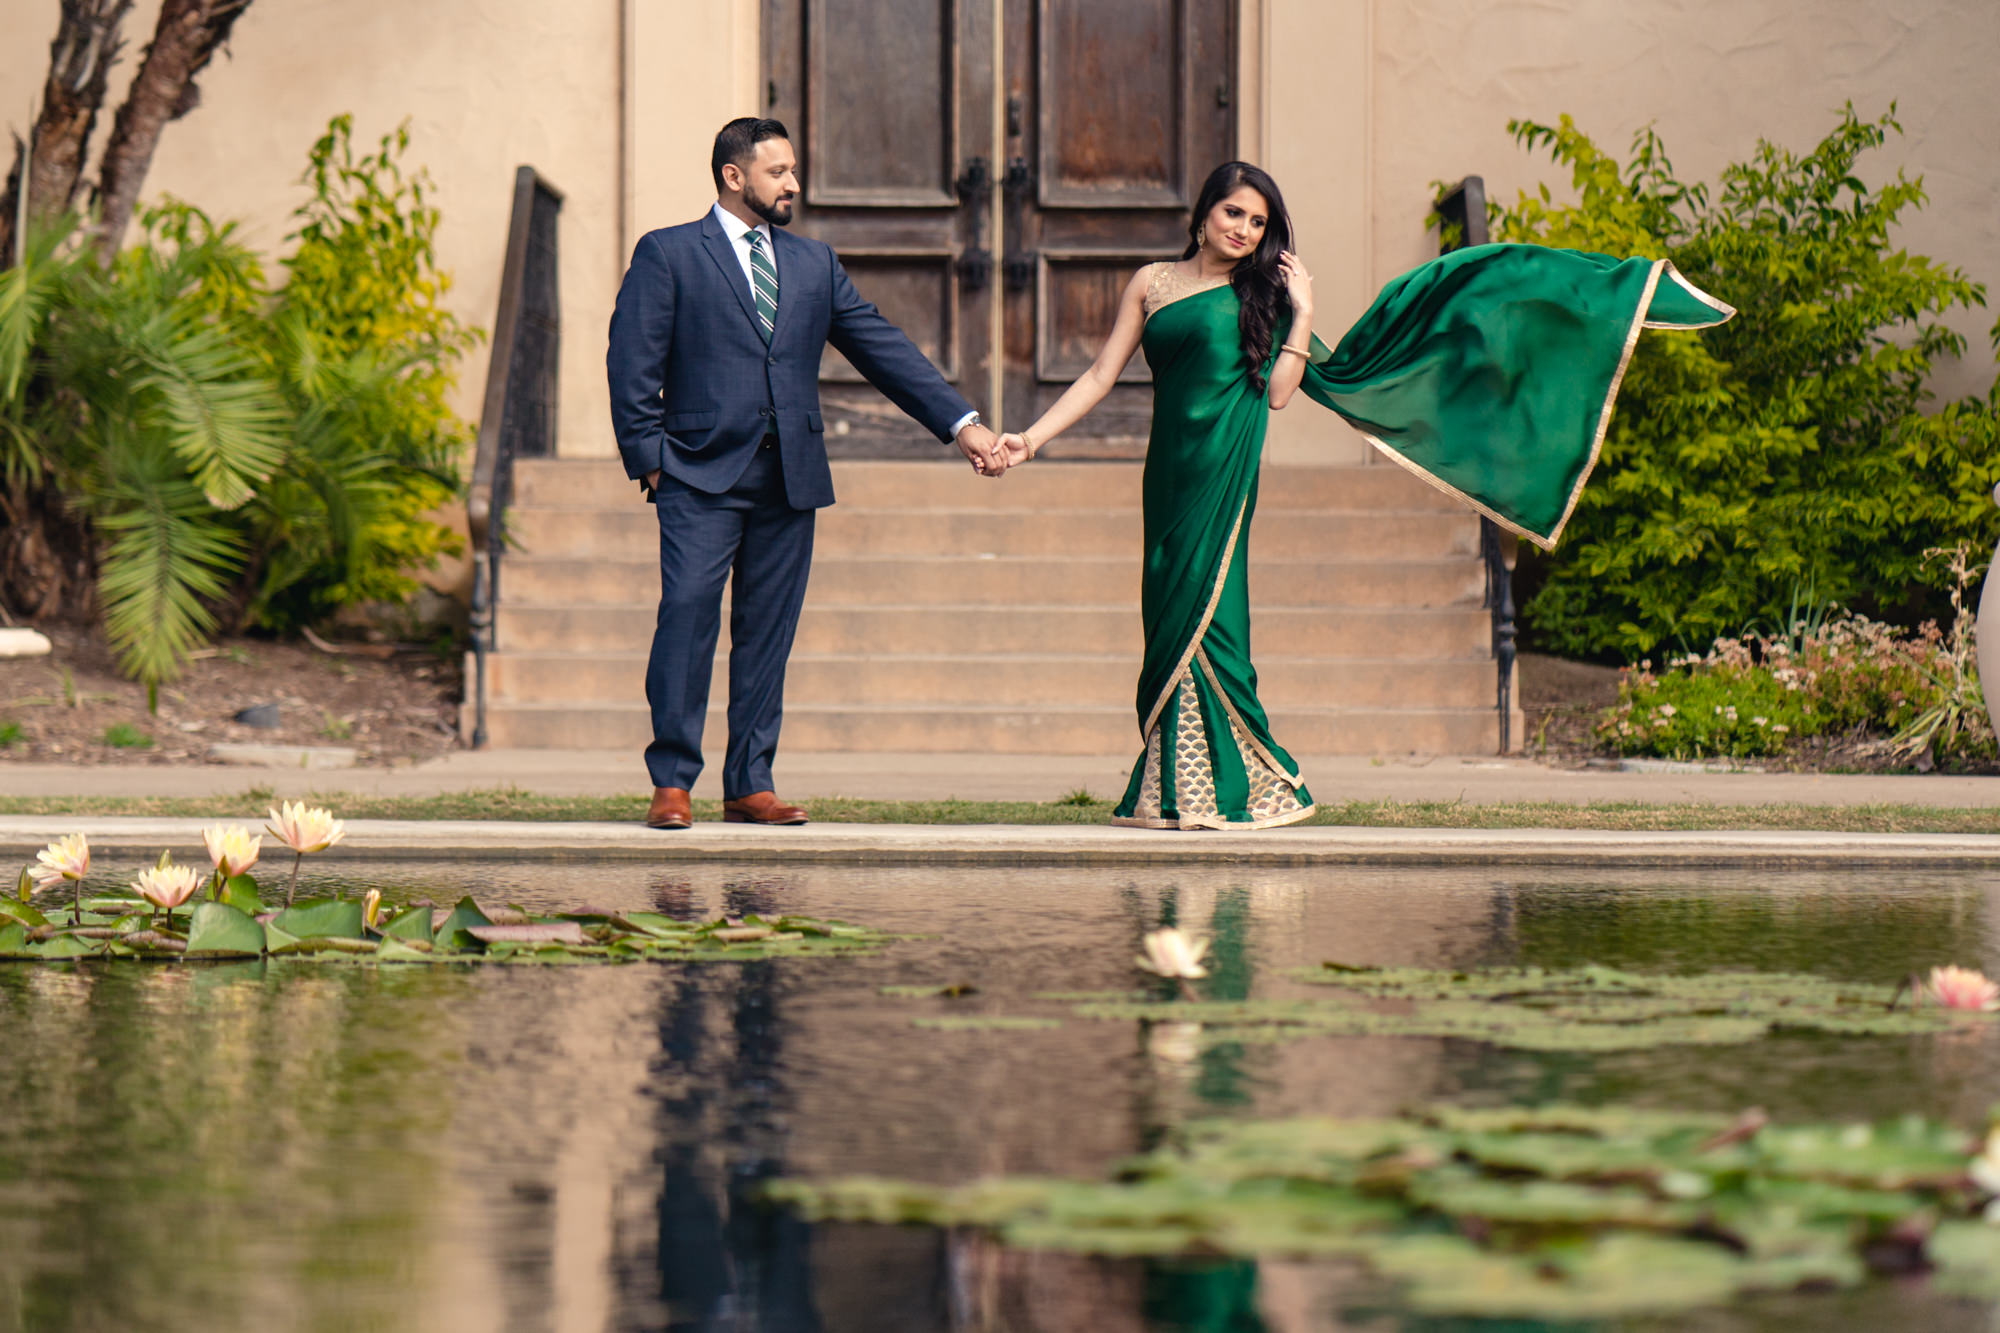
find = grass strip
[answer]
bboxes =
[3,788,2000,833]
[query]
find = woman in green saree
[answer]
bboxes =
[1001,162,1733,830]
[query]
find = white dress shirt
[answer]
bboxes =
[709,201,978,441]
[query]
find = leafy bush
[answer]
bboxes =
[1598,556,1992,766]
[0,116,476,691]
[1490,105,2000,659]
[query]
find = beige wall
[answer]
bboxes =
[1368,0,2000,400]
[1258,0,2000,459]
[7,0,1993,473]
[0,0,755,474]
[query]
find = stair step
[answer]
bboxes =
[498,554,1485,609]
[505,507,1478,562]
[508,458,1464,512]
[465,701,1502,757]
[493,604,1493,657]
[478,651,1499,709]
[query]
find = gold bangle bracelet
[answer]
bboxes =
[1278,343,1310,359]
[1020,429,1037,457]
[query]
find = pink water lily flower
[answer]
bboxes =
[201,825,261,878]
[31,833,90,890]
[1137,928,1210,980]
[265,802,345,855]
[1922,965,2000,1012]
[133,863,203,913]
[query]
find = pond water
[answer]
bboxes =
[3,859,1999,1331]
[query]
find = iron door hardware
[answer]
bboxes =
[955,156,993,290]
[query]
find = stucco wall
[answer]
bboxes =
[0,0,765,477]
[1369,0,2000,400]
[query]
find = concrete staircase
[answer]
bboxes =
[465,459,1519,756]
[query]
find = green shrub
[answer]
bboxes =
[0,720,21,748]
[101,722,153,749]
[1488,105,2000,660]
[0,115,476,692]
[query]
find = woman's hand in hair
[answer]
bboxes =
[1277,250,1314,315]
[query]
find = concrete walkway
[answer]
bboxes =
[2,749,1998,807]
[5,814,2000,867]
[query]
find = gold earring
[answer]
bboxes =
[1198,226,1207,246]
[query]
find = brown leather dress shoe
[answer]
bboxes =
[646,787,693,829]
[722,791,809,825]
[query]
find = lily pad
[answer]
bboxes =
[184,902,265,957]
[466,922,586,946]
[0,897,48,928]
[767,1103,2000,1320]
[270,899,365,940]
[219,875,263,916]
[433,896,492,951]
[379,905,434,942]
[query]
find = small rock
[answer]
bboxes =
[0,628,52,658]
[233,703,282,729]
[208,743,357,769]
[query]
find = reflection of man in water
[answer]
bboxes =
[648,877,821,1330]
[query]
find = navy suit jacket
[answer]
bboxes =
[607,211,976,510]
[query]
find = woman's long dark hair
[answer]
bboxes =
[1180,161,1294,389]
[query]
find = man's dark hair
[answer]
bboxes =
[711,117,791,193]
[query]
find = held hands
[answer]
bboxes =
[998,432,1036,467]
[956,421,1009,477]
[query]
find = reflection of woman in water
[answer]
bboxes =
[1001,161,1733,831]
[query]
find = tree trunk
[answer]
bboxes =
[0,0,134,267]
[91,0,253,266]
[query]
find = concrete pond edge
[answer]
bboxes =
[5,816,2000,868]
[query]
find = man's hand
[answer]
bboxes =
[645,469,661,491]
[956,421,1007,477]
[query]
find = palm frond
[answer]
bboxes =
[95,476,245,687]
[0,217,82,404]
[129,309,289,509]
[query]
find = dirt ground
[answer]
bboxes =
[1517,652,1624,764]
[0,623,462,767]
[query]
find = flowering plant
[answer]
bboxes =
[1597,594,1992,766]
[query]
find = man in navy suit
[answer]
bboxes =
[608,117,1005,830]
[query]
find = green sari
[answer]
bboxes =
[1111,244,1734,829]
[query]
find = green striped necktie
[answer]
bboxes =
[747,229,778,344]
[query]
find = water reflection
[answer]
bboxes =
[2,863,1999,1330]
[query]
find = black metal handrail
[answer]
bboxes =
[467,166,562,748]
[1433,176,1517,753]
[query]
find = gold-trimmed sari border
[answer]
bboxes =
[1137,494,1250,741]
[1110,803,1317,832]
[1196,647,1302,786]
[1350,256,1710,553]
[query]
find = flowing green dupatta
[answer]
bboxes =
[1112,244,1734,828]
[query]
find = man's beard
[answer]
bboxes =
[746,186,795,227]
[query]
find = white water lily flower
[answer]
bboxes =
[265,802,345,855]
[133,863,203,912]
[362,888,382,930]
[1147,1021,1203,1068]
[31,833,90,890]
[1137,928,1210,980]
[201,825,262,878]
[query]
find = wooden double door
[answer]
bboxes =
[765,0,1236,457]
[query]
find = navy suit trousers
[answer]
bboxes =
[644,442,814,796]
